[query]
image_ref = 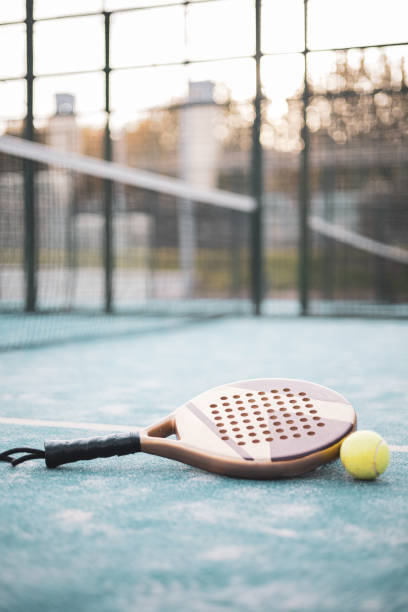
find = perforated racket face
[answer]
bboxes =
[175,378,355,463]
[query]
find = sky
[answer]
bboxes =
[0,0,408,130]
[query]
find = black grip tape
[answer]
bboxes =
[44,432,141,468]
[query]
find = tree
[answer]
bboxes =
[308,49,408,146]
[124,110,179,176]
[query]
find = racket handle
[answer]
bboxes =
[44,432,141,468]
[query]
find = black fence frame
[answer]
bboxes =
[1,0,407,317]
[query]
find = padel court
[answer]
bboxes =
[1,316,407,612]
[1,1,408,610]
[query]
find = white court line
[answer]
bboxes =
[0,416,138,433]
[1,416,407,452]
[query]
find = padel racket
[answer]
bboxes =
[0,378,356,478]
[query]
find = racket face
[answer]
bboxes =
[174,378,355,465]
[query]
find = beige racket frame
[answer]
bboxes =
[139,413,357,479]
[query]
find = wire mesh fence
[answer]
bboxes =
[0,0,407,348]
[0,135,252,298]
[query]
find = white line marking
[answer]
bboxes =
[389,445,408,453]
[1,417,407,453]
[0,416,138,432]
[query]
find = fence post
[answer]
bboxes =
[104,11,113,313]
[299,0,311,315]
[251,0,263,315]
[24,0,36,312]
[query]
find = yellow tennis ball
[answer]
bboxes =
[340,430,390,480]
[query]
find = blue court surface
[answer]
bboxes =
[0,316,407,612]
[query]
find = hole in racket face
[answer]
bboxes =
[197,384,336,457]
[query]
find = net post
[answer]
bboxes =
[103,11,113,313]
[251,0,264,316]
[299,0,310,316]
[23,0,36,313]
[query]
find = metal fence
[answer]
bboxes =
[1,0,407,319]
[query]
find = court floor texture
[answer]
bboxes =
[0,316,407,612]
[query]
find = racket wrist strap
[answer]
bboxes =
[44,432,141,468]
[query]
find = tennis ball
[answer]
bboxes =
[340,430,390,480]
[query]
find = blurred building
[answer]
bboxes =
[46,93,80,153]
[177,81,221,296]
[179,81,220,188]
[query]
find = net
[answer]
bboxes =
[310,216,408,266]
[0,135,254,349]
[308,207,408,316]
